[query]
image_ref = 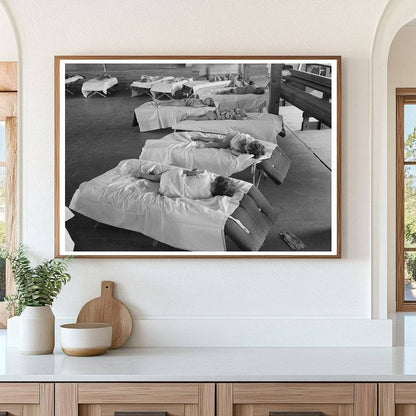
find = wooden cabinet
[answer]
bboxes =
[0,383,53,416]
[379,383,416,416]
[55,383,215,416]
[0,381,385,416]
[217,383,377,416]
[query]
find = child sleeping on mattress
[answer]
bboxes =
[216,85,265,95]
[134,168,236,199]
[192,132,266,159]
[151,97,215,107]
[140,75,162,82]
[181,108,247,121]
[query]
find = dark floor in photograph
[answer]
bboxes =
[65,87,331,252]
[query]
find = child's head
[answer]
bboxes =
[246,141,266,158]
[210,176,237,197]
[202,97,215,107]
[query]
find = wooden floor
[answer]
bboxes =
[65,87,332,252]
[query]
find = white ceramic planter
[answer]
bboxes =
[19,306,55,354]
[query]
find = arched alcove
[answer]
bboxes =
[386,20,416,313]
[371,0,416,319]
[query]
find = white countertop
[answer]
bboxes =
[2,329,416,382]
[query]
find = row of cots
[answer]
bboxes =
[66,75,292,251]
[65,74,251,99]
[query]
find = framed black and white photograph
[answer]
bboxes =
[55,56,341,258]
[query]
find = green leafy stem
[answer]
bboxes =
[1,245,71,316]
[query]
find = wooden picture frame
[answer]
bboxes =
[55,56,341,258]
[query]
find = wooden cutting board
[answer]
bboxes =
[76,281,133,349]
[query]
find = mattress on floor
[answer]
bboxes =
[133,102,215,132]
[81,77,118,97]
[69,159,277,251]
[150,77,193,95]
[172,112,284,143]
[139,131,276,177]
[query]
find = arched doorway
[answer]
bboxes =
[371,0,416,319]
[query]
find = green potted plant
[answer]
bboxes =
[2,245,71,354]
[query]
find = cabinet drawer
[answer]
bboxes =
[0,383,53,416]
[78,383,200,404]
[233,383,354,404]
[217,383,376,416]
[56,383,215,416]
[0,383,39,404]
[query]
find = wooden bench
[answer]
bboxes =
[268,64,331,129]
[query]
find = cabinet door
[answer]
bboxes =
[0,383,53,416]
[379,383,416,416]
[56,383,215,416]
[217,383,377,416]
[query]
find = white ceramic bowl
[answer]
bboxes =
[60,323,112,356]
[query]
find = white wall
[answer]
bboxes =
[0,0,393,346]
[387,25,416,312]
[0,3,17,61]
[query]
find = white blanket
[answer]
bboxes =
[140,131,276,177]
[69,159,251,251]
[65,207,75,251]
[212,93,268,113]
[131,76,173,89]
[184,80,231,94]
[81,77,118,97]
[196,85,233,97]
[196,85,268,112]
[130,76,174,96]
[150,77,193,95]
[172,112,283,143]
[134,102,215,132]
[65,75,84,84]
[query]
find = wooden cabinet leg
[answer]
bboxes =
[56,383,78,416]
[379,384,395,416]
[217,384,233,416]
[354,384,377,416]
[199,384,215,416]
